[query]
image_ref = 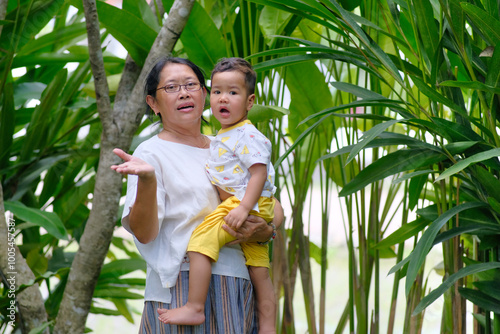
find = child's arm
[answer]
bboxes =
[223,163,267,229]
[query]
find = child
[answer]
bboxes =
[158,57,277,333]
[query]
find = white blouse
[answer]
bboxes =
[121,135,250,304]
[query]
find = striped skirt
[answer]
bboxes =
[139,271,257,334]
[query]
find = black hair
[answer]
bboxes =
[211,57,256,95]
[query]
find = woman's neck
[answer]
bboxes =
[159,125,209,149]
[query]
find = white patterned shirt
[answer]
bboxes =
[206,120,276,210]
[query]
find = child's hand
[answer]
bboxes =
[111,148,155,179]
[224,206,250,230]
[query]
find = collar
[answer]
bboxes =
[217,119,252,135]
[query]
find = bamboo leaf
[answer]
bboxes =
[435,148,500,182]
[438,80,500,94]
[345,119,403,165]
[408,172,428,210]
[375,217,430,249]
[413,262,500,315]
[411,76,468,116]
[458,287,500,314]
[406,202,488,296]
[461,3,500,46]
[298,100,399,126]
[392,169,434,184]
[475,166,500,203]
[329,0,404,86]
[0,81,14,170]
[4,201,68,240]
[473,281,500,301]
[339,148,447,197]
[413,0,439,62]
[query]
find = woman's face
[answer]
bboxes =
[147,63,207,129]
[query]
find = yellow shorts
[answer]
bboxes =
[187,196,275,268]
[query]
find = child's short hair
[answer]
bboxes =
[212,57,256,95]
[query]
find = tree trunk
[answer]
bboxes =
[53,0,196,333]
[0,184,50,334]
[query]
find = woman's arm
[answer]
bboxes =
[111,148,159,244]
[222,198,284,244]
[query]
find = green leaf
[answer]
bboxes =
[461,3,500,46]
[112,299,134,323]
[435,148,500,182]
[248,104,289,124]
[0,0,65,52]
[412,262,500,315]
[406,202,487,296]
[438,80,500,94]
[329,0,404,86]
[4,201,68,240]
[27,321,54,334]
[413,0,439,63]
[181,2,228,75]
[20,69,67,162]
[18,22,88,55]
[487,197,500,215]
[339,148,447,197]
[375,217,430,249]
[298,100,398,126]
[392,169,434,184]
[68,0,157,65]
[93,287,144,299]
[260,6,293,46]
[458,287,500,314]
[408,172,429,210]
[0,81,15,170]
[411,76,468,117]
[345,119,402,165]
[122,0,160,32]
[98,259,146,280]
[473,280,500,301]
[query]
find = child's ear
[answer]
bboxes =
[247,93,255,111]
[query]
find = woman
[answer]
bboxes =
[111,57,283,333]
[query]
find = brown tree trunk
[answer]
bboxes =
[0,184,49,334]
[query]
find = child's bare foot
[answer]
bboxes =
[157,303,205,325]
[157,308,167,315]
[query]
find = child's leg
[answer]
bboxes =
[158,251,212,325]
[249,266,276,334]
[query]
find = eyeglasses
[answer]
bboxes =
[156,82,202,93]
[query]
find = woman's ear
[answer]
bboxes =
[247,93,255,111]
[146,95,158,115]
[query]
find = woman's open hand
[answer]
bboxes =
[111,148,155,178]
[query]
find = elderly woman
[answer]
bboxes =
[111,57,283,333]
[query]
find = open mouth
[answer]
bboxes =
[178,103,194,110]
[219,108,230,115]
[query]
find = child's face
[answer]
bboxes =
[210,71,255,129]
